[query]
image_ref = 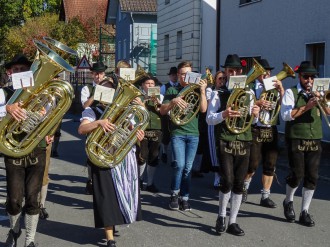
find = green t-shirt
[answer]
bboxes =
[163,86,199,136]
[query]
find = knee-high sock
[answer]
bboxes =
[146,165,156,186]
[301,187,314,212]
[8,213,21,233]
[244,178,252,190]
[229,193,242,225]
[40,183,48,207]
[25,214,39,246]
[218,191,231,217]
[285,184,298,203]
[139,162,146,179]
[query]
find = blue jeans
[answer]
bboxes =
[171,135,199,200]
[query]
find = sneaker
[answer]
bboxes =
[180,200,191,211]
[260,197,277,208]
[107,240,116,247]
[146,184,159,193]
[299,210,315,227]
[5,229,21,247]
[39,206,49,219]
[242,187,248,203]
[169,194,179,210]
[85,180,93,195]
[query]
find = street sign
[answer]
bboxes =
[77,55,91,69]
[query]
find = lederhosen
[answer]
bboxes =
[3,87,46,216]
[285,87,322,190]
[248,82,279,176]
[216,86,252,194]
[137,97,162,167]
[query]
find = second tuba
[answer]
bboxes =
[85,69,150,168]
[0,38,76,157]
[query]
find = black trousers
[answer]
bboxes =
[5,147,46,215]
[248,126,278,176]
[286,139,321,190]
[137,130,162,167]
[218,140,251,194]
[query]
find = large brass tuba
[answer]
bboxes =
[85,68,150,168]
[0,38,76,157]
[259,63,295,125]
[225,58,265,134]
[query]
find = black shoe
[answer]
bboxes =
[26,242,36,247]
[215,216,226,234]
[299,210,315,227]
[146,184,159,193]
[242,188,248,203]
[107,240,116,247]
[180,200,191,211]
[283,200,295,223]
[161,153,167,163]
[226,223,245,236]
[85,180,93,195]
[51,151,59,157]
[5,229,21,247]
[260,197,277,208]
[192,171,204,178]
[39,206,49,219]
[169,194,179,210]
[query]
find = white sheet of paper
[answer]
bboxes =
[184,71,201,84]
[263,76,277,91]
[12,71,34,89]
[228,75,247,90]
[147,86,160,97]
[94,85,115,104]
[120,68,136,81]
[312,78,330,92]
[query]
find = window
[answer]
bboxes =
[164,35,169,61]
[176,31,182,59]
[306,42,325,78]
[240,0,262,6]
[239,56,261,75]
[165,0,170,4]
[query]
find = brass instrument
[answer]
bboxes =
[170,83,201,125]
[205,67,214,85]
[0,38,76,157]
[259,63,295,125]
[311,89,330,127]
[225,58,264,134]
[85,69,150,168]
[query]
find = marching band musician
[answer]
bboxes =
[78,78,144,247]
[206,54,260,236]
[2,54,51,247]
[160,61,207,211]
[281,61,330,227]
[242,59,284,208]
[134,74,163,192]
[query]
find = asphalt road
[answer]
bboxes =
[1,114,330,247]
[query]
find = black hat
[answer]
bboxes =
[221,54,242,68]
[4,54,32,70]
[167,66,178,75]
[295,61,318,75]
[90,61,108,72]
[257,58,274,70]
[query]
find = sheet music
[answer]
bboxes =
[12,71,34,89]
[227,75,247,90]
[94,85,115,104]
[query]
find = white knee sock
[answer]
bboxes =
[285,184,298,203]
[147,165,156,186]
[25,214,39,246]
[229,193,242,225]
[301,187,314,212]
[40,183,48,207]
[9,212,21,233]
[244,178,252,190]
[218,191,230,217]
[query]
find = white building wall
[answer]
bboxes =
[220,0,330,140]
[157,0,202,83]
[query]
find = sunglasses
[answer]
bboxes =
[302,75,316,80]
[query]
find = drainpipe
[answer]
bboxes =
[130,12,135,68]
[216,0,221,71]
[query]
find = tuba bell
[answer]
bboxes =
[85,68,150,168]
[259,62,295,125]
[0,38,76,157]
[225,58,264,134]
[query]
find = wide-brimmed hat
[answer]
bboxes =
[221,54,242,68]
[4,54,32,70]
[295,61,318,75]
[257,58,274,70]
[90,61,107,72]
[167,66,177,75]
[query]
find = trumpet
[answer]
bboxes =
[307,84,330,127]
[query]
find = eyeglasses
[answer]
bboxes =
[302,75,316,80]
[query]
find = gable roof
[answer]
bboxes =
[120,0,157,13]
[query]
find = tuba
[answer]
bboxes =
[225,58,265,134]
[85,68,150,168]
[0,38,76,157]
[259,63,295,125]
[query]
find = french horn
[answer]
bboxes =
[0,37,76,157]
[85,68,150,168]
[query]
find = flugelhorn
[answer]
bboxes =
[259,62,295,125]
